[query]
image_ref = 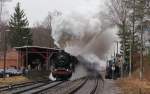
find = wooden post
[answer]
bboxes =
[46,51,49,70]
[17,50,19,69]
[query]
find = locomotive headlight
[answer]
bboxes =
[70,64,72,67]
[54,69,57,71]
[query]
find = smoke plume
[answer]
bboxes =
[51,1,118,74]
[52,14,116,70]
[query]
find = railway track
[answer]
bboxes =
[20,81,65,94]
[0,81,38,92]
[71,78,101,94]
[69,78,103,94]
[0,80,51,94]
[34,78,102,94]
[90,79,99,94]
[1,77,103,94]
[38,78,88,94]
[0,79,50,92]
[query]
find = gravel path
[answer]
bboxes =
[101,79,122,94]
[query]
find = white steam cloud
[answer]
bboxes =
[51,0,118,72]
[52,13,118,71]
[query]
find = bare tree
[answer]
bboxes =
[42,10,62,31]
[41,10,62,48]
[106,0,150,79]
[105,0,131,77]
[0,0,11,53]
[32,24,55,48]
[0,0,11,23]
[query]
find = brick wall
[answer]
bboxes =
[0,49,18,69]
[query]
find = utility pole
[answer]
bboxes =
[129,29,132,77]
[129,0,136,77]
[114,46,116,58]
[26,39,28,68]
[117,41,119,55]
[3,29,6,79]
[121,19,127,78]
[140,22,144,80]
[3,29,9,79]
[122,39,125,78]
[23,37,28,68]
[114,40,119,63]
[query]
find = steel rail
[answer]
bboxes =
[0,81,35,91]
[0,79,49,92]
[32,81,65,94]
[34,77,87,94]
[12,81,55,94]
[90,79,99,94]
[68,79,88,94]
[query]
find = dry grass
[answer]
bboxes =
[0,76,30,87]
[118,56,150,94]
[118,78,150,94]
[0,71,50,87]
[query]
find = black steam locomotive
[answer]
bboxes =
[50,50,78,80]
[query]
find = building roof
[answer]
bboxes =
[14,46,61,51]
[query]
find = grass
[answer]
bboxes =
[0,70,50,87]
[118,78,150,94]
[118,56,150,94]
[0,76,30,87]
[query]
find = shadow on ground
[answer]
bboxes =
[24,70,50,81]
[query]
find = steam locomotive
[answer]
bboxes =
[50,50,78,80]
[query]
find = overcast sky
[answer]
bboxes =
[6,0,105,26]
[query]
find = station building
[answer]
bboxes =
[0,46,60,70]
